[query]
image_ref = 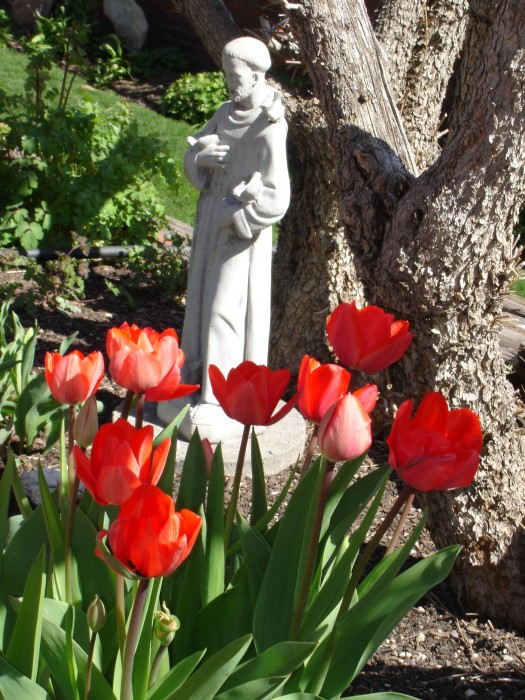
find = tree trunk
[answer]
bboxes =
[376,0,525,622]
[178,0,525,627]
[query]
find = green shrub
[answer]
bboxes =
[160,71,228,125]
[0,97,179,249]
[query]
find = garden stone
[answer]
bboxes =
[158,37,290,442]
[102,0,148,51]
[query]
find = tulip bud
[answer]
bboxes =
[87,595,106,633]
[201,438,214,478]
[154,602,180,646]
[318,393,373,462]
[73,395,99,448]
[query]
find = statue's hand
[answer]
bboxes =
[196,142,230,170]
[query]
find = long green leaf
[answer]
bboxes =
[6,545,46,680]
[221,641,315,692]
[202,444,225,606]
[0,449,14,577]
[320,546,461,698]
[236,513,271,609]
[167,634,252,700]
[195,580,251,658]
[133,577,162,700]
[14,373,62,450]
[250,430,267,524]
[155,404,190,496]
[176,430,207,512]
[253,460,324,652]
[40,615,116,700]
[0,655,48,699]
[215,676,286,700]
[146,650,206,700]
[37,465,69,602]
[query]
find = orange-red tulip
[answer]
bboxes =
[45,350,104,405]
[387,392,482,492]
[106,323,199,401]
[74,418,171,506]
[208,361,297,426]
[318,386,378,462]
[297,355,351,425]
[104,484,202,578]
[327,301,413,373]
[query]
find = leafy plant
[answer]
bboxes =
[160,72,229,125]
[0,8,12,47]
[88,34,133,87]
[128,46,188,79]
[122,240,188,299]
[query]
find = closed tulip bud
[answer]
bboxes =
[318,391,375,462]
[73,395,99,448]
[154,602,180,646]
[87,595,106,633]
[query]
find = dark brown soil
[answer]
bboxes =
[4,266,524,700]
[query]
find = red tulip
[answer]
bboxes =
[106,323,199,401]
[387,392,482,492]
[318,387,378,462]
[327,301,413,373]
[45,350,104,405]
[103,484,202,578]
[73,418,171,506]
[208,361,297,426]
[297,355,351,425]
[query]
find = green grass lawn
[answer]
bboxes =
[0,44,198,226]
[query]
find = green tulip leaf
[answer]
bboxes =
[155,404,189,496]
[58,331,79,355]
[37,465,69,601]
[321,454,367,539]
[146,650,206,700]
[236,512,271,609]
[14,372,63,451]
[322,464,391,568]
[171,508,206,659]
[72,507,117,608]
[166,634,252,700]
[6,545,46,680]
[202,444,225,606]
[176,430,207,512]
[252,462,297,536]
[250,430,267,524]
[253,460,325,652]
[0,655,48,699]
[215,676,287,700]
[348,694,420,699]
[279,694,324,699]
[132,577,162,700]
[0,449,14,575]
[221,640,316,692]
[5,449,32,519]
[40,614,116,700]
[319,546,461,698]
[1,506,48,599]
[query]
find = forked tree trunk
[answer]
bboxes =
[179,0,525,627]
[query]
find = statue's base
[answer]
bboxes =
[115,401,306,476]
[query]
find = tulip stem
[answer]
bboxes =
[83,629,97,700]
[224,424,250,549]
[299,424,319,479]
[148,646,167,689]
[120,578,149,700]
[289,459,335,640]
[121,390,134,421]
[64,475,79,604]
[135,393,145,430]
[65,405,77,604]
[384,491,415,556]
[338,484,414,619]
[115,573,126,657]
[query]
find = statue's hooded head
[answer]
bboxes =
[222,37,272,74]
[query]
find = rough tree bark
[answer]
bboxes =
[178,0,525,628]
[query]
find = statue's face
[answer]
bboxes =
[223,56,257,106]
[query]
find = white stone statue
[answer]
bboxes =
[157,37,290,442]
